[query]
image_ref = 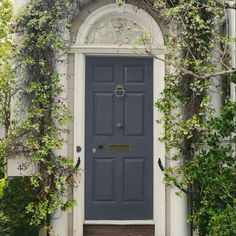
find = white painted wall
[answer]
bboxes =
[168,23,189,236]
[228,1,236,102]
[51,56,69,236]
[10,0,27,141]
[170,188,188,236]
[13,0,27,15]
[210,76,222,115]
[169,155,189,236]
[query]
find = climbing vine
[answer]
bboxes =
[0,0,14,178]
[1,0,80,234]
[139,0,236,235]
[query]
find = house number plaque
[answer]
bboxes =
[7,156,38,177]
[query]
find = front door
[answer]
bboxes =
[85,56,153,220]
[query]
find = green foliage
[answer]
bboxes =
[0,0,12,43]
[0,178,5,198]
[0,0,14,178]
[0,178,40,236]
[152,0,236,235]
[6,0,80,231]
[0,151,4,179]
[118,0,126,7]
[185,102,236,235]
[0,0,79,234]
[0,179,8,235]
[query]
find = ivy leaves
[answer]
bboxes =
[0,0,14,133]
[185,103,236,235]
[153,0,236,235]
[6,0,80,232]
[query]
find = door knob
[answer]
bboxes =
[92,148,97,154]
[116,122,123,129]
[92,144,104,154]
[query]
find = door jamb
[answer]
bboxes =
[73,51,165,236]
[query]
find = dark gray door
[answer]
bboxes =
[85,56,153,220]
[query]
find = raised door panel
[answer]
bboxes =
[124,93,144,136]
[93,93,114,136]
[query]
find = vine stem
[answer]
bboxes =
[145,49,236,79]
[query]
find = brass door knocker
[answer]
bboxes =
[114,84,125,98]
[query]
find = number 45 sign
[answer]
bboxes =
[7,156,38,177]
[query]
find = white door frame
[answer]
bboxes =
[72,4,166,236]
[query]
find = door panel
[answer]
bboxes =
[92,158,115,201]
[93,93,114,135]
[123,158,145,201]
[85,56,153,220]
[124,65,145,83]
[124,93,144,136]
[94,65,114,83]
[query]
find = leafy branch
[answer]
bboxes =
[0,0,80,234]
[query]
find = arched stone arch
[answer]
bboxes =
[71,3,167,236]
[75,3,164,48]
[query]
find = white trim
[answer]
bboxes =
[170,188,188,236]
[52,56,69,235]
[84,220,155,225]
[73,4,165,236]
[228,5,236,102]
[73,52,166,236]
[154,56,166,236]
[73,53,85,236]
[69,45,166,55]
